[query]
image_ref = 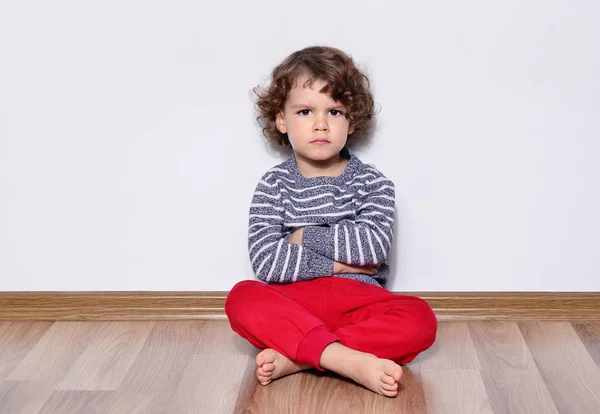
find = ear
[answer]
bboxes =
[276,111,287,134]
[348,124,355,135]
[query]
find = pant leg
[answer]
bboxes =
[322,279,438,364]
[224,279,340,370]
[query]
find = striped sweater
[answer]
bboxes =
[248,147,395,287]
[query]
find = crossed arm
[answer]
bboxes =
[287,228,379,274]
[287,177,395,267]
[248,173,395,284]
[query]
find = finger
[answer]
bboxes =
[349,265,375,275]
[355,267,376,275]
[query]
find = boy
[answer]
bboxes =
[225,46,437,398]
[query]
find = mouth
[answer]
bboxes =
[311,139,330,144]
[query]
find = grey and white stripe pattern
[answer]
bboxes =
[248,148,394,287]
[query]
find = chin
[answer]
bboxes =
[291,141,345,159]
[304,149,339,161]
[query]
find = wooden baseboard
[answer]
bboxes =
[0,291,599,321]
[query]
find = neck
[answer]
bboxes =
[294,151,348,178]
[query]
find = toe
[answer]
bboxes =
[382,389,399,398]
[383,361,403,383]
[381,381,398,392]
[393,366,403,382]
[256,349,276,367]
[256,372,272,385]
[381,374,395,386]
[262,362,275,372]
[379,383,399,398]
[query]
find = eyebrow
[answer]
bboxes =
[289,104,344,110]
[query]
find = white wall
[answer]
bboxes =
[1,0,598,291]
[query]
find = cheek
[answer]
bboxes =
[334,119,351,133]
[288,117,309,131]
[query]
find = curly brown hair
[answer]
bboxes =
[253,46,376,147]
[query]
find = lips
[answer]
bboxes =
[311,139,329,143]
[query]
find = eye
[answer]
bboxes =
[297,109,311,115]
[330,109,343,116]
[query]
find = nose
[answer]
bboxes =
[313,112,329,132]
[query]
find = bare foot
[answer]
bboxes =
[255,349,311,385]
[347,353,404,397]
[320,343,403,398]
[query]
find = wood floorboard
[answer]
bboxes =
[99,321,209,414]
[417,322,480,369]
[294,371,368,414]
[236,369,304,413]
[468,322,536,369]
[193,319,256,356]
[519,322,600,414]
[232,356,260,414]
[0,321,53,380]
[0,320,599,413]
[469,322,558,413]
[571,322,600,368]
[37,390,115,414]
[6,322,102,382]
[0,380,57,414]
[480,369,559,414]
[420,369,493,414]
[57,321,155,391]
[170,354,251,414]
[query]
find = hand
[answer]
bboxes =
[287,227,304,245]
[333,261,379,276]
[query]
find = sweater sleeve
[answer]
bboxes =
[301,173,395,266]
[248,174,334,284]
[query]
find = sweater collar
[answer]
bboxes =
[286,147,360,185]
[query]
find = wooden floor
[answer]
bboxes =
[0,321,599,413]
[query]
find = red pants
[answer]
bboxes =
[225,277,437,370]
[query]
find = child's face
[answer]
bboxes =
[276,74,354,162]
